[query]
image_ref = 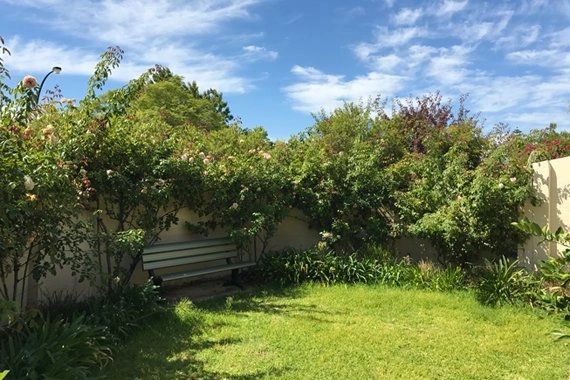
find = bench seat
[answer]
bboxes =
[142,237,254,283]
[160,262,256,282]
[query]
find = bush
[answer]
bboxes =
[260,248,382,285]
[40,281,162,341]
[475,256,537,307]
[260,246,466,291]
[86,281,163,339]
[513,219,570,317]
[0,281,163,378]
[402,261,466,291]
[0,316,112,379]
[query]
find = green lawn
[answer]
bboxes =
[103,285,570,379]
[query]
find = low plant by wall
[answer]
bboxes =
[259,245,467,291]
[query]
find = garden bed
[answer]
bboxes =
[103,284,570,379]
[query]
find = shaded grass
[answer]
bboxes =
[102,285,570,379]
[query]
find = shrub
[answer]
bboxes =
[86,281,163,340]
[403,261,466,291]
[260,248,381,285]
[40,281,162,341]
[475,256,537,306]
[260,246,466,291]
[513,218,570,317]
[0,316,112,379]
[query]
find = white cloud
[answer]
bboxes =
[242,45,278,61]
[283,65,406,112]
[548,27,570,48]
[504,111,569,130]
[426,45,472,85]
[507,49,570,69]
[4,37,253,93]
[495,25,541,49]
[517,0,550,14]
[26,0,261,47]
[1,0,265,93]
[392,8,422,25]
[372,54,403,72]
[436,0,468,16]
[459,11,513,43]
[353,26,426,61]
[4,37,101,77]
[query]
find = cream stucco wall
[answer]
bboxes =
[519,156,570,270]
[34,207,321,301]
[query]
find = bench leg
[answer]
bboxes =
[223,268,244,289]
[148,269,163,286]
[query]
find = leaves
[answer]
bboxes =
[85,46,124,99]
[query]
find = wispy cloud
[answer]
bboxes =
[0,0,266,93]
[426,45,472,85]
[392,8,423,25]
[283,65,406,112]
[4,36,255,93]
[548,27,570,48]
[36,0,262,47]
[435,0,469,17]
[289,0,570,131]
[353,26,427,61]
[242,45,278,61]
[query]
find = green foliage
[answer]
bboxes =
[260,248,382,285]
[0,370,8,380]
[260,245,466,291]
[193,126,292,253]
[513,218,570,317]
[85,46,124,99]
[132,76,233,130]
[286,95,545,264]
[288,102,399,252]
[0,104,85,307]
[475,256,537,307]
[40,281,162,341]
[85,281,163,340]
[0,35,11,104]
[0,316,112,379]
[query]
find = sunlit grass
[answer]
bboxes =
[103,285,570,379]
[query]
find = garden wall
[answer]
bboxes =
[519,156,570,269]
[35,208,321,301]
[33,208,439,302]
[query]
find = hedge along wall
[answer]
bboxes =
[27,155,570,302]
[519,155,570,269]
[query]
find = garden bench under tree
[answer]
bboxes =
[141,237,256,286]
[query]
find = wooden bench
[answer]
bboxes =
[142,237,256,285]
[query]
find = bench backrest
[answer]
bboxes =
[142,237,238,271]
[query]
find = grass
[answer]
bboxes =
[102,285,570,379]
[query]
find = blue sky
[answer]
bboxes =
[1,0,569,139]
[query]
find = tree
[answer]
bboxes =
[132,75,233,130]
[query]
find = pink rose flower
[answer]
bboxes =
[22,75,38,89]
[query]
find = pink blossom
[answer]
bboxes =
[22,75,38,89]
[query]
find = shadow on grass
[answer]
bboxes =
[101,286,314,379]
[194,285,341,324]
